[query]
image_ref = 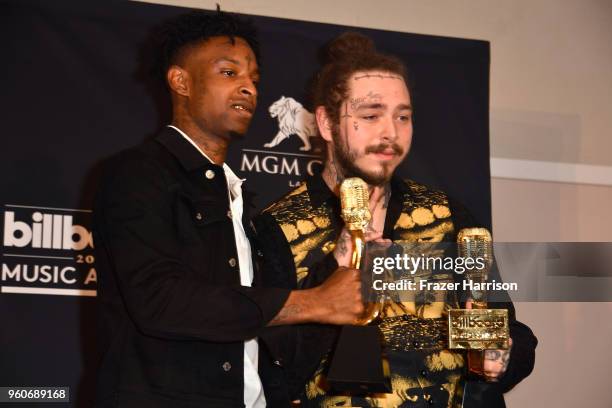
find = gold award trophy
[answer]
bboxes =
[339,177,381,324]
[448,228,510,376]
[326,178,390,393]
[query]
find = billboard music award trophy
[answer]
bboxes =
[448,228,510,376]
[326,178,391,393]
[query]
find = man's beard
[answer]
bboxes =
[332,132,404,186]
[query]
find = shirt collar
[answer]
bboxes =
[306,172,338,209]
[306,171,409,240]
[307,171,410,209]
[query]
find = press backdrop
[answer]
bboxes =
[0,1,490,406]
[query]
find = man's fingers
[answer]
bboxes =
[484,359,501,373]
[373,238,392,244]
[465,299,473,309]
[345,266,361,283]
[343,268,364,319]
[316,266,367,325]
[484,373,499,382]
[364,230,383,242]
[483,359,502,381]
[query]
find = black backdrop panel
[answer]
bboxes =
[0,1,490,406]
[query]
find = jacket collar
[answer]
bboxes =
[306,171,411,239]
[155,126,223,173]
[155,126,258,218]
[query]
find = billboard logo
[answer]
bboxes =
[4,211,93,250]
[1,204,97,297]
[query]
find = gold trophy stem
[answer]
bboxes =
[350,230,380,325]
[350,230,365,269]
[468,301,487,376]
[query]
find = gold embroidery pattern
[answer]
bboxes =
[267,179,466,407]
[263,183,336,283]
[393,180,453,243]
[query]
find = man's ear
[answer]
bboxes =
[167,65,189,97]
[316,106,334,142]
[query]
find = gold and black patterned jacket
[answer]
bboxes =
[254,174,537,408]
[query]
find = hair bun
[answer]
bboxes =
[323,32,375,63]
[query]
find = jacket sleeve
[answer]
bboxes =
[94,151,290,343]
[253,212,340,399]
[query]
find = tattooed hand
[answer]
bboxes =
[333,227,389,267]
[466,299,513,381]
[333,228,352,266]
[483,339,512,381]
[333,184,392,266]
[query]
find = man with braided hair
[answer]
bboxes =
[254,32,537,407]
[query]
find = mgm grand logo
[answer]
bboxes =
[240,96,323,187]
[1,204,97,297]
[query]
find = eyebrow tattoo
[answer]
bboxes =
[350,91,382,111]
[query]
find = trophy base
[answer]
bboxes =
[448,309,510,350]
[326,325,391,394]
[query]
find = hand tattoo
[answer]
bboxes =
[270,304,303,325]
[336,231,349,256]
[485,349,511,375]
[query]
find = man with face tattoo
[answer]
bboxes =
[253,32,537,408]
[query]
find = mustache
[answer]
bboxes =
[365,143,404,156]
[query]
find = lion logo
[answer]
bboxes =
[264,96,317,151]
